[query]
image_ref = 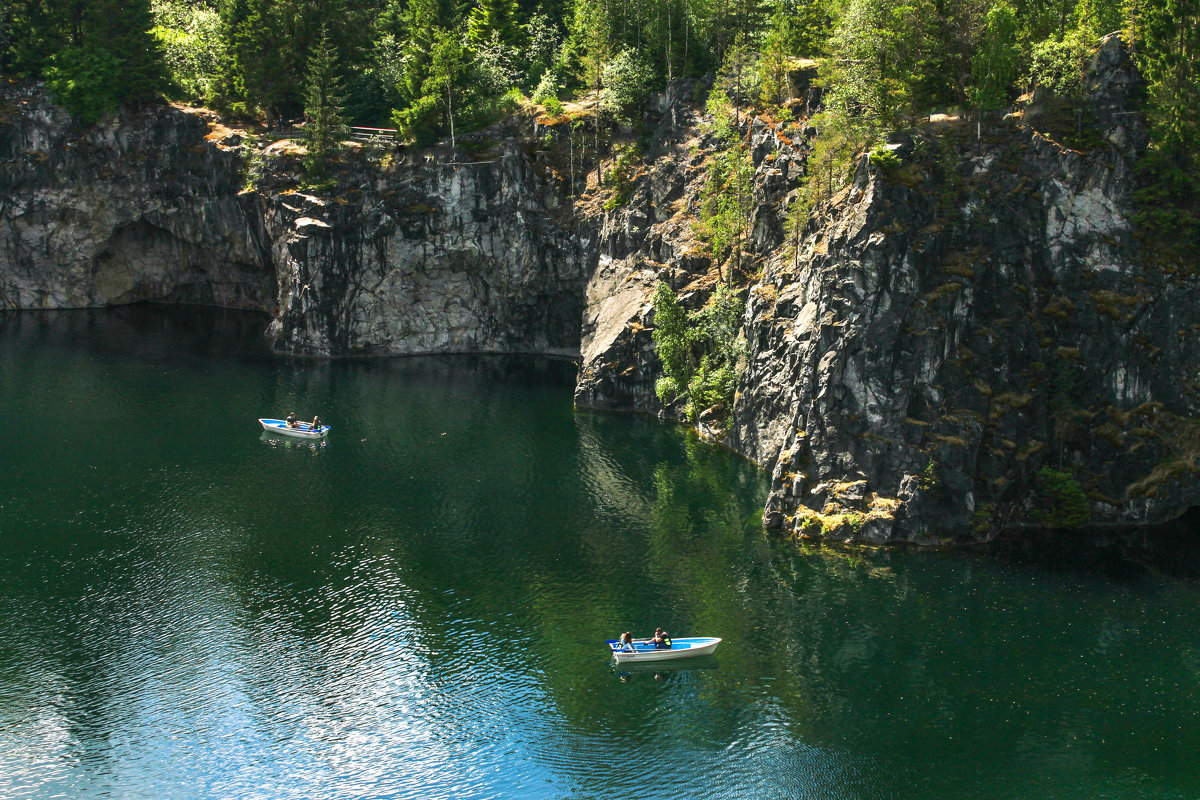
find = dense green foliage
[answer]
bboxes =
[0,0,1189,136]
[1,0,1194,239]
[970,2,1020,112]
[652,281,746,423]
[1032,466,1091,528]
[1126,0,1200,255]
[4,0,165,123]
[151,0,223,103]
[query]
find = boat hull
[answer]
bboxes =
[259,418,331,439]
[609,637,721,663]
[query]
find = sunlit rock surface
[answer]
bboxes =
[260,131,593,356]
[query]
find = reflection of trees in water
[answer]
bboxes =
[536,415,773,728]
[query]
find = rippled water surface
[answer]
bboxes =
[2,307,1200,800]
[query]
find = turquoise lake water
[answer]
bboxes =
[1,307,1199,799]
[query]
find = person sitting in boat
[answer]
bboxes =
[651,628,672,649]
[311,415,321,430]
[619,631,635,651]
[286,411,298,428]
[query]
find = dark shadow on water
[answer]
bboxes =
[342,350,578,388]
[0,306,580,386]
[0,305,275,365]
[987,506,1200,583]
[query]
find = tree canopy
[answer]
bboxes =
[1,0,1195,240]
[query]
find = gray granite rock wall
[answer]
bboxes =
[0,87,271,311]
[262,140,593,356]
[0,89,592,358]
[734,34,1200,541]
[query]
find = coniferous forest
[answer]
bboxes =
[1,0,1196,243]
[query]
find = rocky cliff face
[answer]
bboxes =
[261,130,593,356]
[572,35,1200,542]
[734,35,1200,542]
[0,84,270,310]
[574,81,807,416]
[0,87,592,357]
[3,35,1198,544]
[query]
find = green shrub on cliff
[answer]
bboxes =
[1032,466,1090,528]
[868,143,901,171]
[43,47,124,124]
[239,135,265,192]
[602,143,640,209]
[652,281,691,402]
[652,282,746,424]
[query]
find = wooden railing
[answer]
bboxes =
[350,126,398,143]
[262,125,398,144]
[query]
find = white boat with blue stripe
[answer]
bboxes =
[607,637,721,663]
[259,418,331,439]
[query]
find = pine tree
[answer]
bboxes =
[303,28,349,175]
[568,0,615,183]
[428,28,471,147]
[396,0,457,105]
[97,0,165,103]
[701,144,755,284]
[758,17,790,108]
[720,34,759,121]
[467,0,522,47]
[217,0,289,116]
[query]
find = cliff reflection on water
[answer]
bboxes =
[1,306,1198,800]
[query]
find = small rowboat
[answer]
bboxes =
[607,637,721,664]
[259,418,331,439]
